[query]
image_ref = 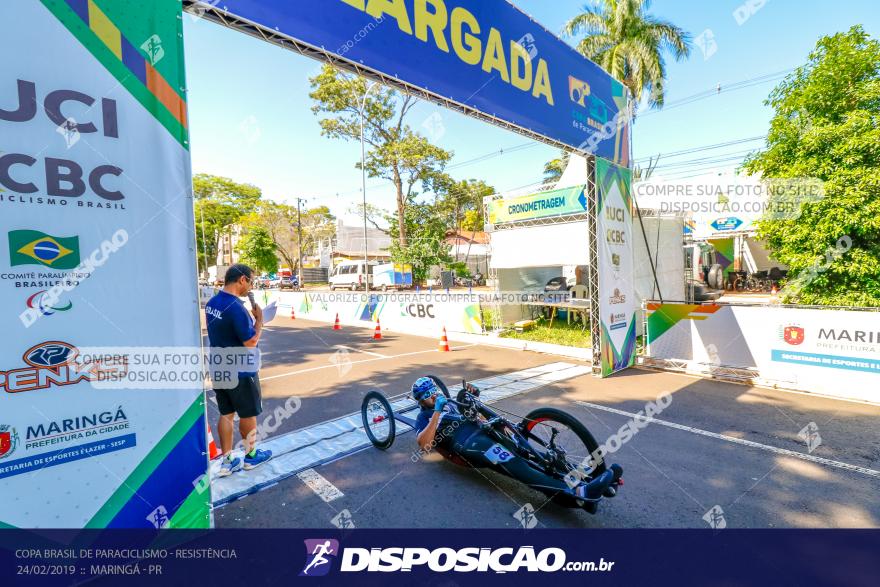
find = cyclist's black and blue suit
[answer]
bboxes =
[414,403,580,502]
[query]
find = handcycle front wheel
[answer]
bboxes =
[361,391,396,450]
[522,407,606,481]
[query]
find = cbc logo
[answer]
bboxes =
[405,304,435,319]
[605,206,626,245]
[606,229,626,244]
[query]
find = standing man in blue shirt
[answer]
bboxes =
[205,263,273,476]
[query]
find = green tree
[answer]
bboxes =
[563,0,691,108]
[309,65,452,246]
[386,203,450,282]
[193,174,262,273]
[431,175,495,234]
[243,202,335,273]
[236,227,279,274]
[543,150,571,185]
[744,26,880,306]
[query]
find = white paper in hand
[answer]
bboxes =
[261,300,278,324]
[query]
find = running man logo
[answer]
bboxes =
[300,539,339,577]
[8,230,80,269]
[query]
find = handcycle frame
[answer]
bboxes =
[360,376,608,486]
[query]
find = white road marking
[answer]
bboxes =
[260,345,477,381]
[335,344,387,358]
[635,366,880,408]
[576,401,880,479]
[297,468,345,503]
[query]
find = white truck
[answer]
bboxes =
[371,263,414,291]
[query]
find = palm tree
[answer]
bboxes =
[563,0,691,109]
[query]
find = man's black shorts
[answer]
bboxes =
[215,375,263,418]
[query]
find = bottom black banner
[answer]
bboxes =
[1,529,876,586]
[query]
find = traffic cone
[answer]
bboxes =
[771,284,778,296]
[333,313,342,330]
[438,326,450,352]
[206,424,221,460]
[290,306,296,320]
[373,319,382,340]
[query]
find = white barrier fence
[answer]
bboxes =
[254,290,484,335]
[644,302,880,403]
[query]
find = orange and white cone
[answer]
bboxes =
[207,424,221,460]
[373,319,383,340]
[290,306,296,320]
[333,313,342,330]
[438,326,450,352]
[771,284,778,296]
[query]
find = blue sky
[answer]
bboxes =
[182,1,878,225]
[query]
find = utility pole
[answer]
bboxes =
[295,197,304,290]
[360,81,380,295]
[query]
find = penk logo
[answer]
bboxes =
[26,290,73,316]
[0,425,19,460]
[1,341,123,394]
[8,230,80,269]
[780,324,805,346]
[300,539,339,577]
[25,341,76,368]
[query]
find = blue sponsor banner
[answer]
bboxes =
[0,434,136,480]
[771,349,880,374]
[0,529,878,584]
[217,0,630,163]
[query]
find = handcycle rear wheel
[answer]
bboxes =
[361,391,396,450]
[522,407,606,481]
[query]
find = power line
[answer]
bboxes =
[312,67,788,200]
[444,69,787,172]
[638,68,793,117]
[634,135,764,163]
[650,156,752,179]
[649,148,758,171]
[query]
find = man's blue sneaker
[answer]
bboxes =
[243,448,273,470]
[218,456,242,477]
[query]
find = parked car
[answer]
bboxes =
[329,261,375,291]
[279,275,300,290]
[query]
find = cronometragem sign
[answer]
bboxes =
[0,0,208,528]
[203,0,631,165]
[487,185,588,224]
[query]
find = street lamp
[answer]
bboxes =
[360,80,381,295]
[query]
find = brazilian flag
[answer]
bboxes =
[8,230,80,269]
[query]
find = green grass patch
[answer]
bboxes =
[499,318,591,348]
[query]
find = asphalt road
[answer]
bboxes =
[210,319,880,529]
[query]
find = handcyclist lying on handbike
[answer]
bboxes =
[411,377,621,507]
